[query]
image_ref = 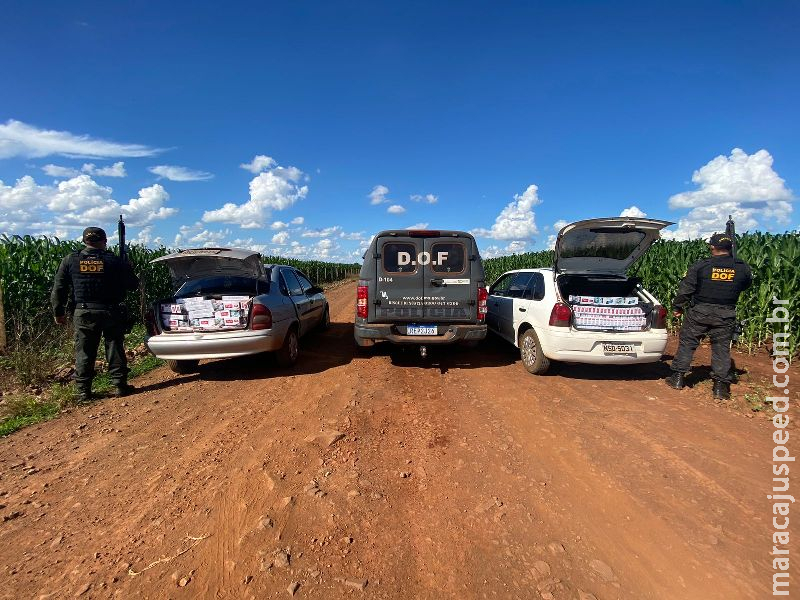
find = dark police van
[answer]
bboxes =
[354,230,488,354]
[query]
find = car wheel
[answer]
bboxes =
[276,327,299,367]
[519,329,550,375]
[166,359,199,374]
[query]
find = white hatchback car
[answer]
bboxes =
[486,217,673,374]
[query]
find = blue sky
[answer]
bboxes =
[1,1,798,262]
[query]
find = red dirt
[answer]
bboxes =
[1,281,797,599]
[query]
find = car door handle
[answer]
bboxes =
[518,307,526,312]
[430,278,444,286]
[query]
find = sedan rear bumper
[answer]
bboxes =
[146,328,282,360]
[355,322,487,346]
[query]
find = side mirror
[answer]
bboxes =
[306,286,324,295]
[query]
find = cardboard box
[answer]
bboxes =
[188,309,214,320]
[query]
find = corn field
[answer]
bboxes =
[0,236,360,342]
[483,232,799,355]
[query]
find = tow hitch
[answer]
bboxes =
[420,345,428,358]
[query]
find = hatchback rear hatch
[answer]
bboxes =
[373,231,476,323]
[554,217,673,275]
[553,218,673,332]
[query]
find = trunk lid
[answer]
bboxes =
[151,248,266,291]
[554,218,673,275]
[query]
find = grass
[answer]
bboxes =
[0,324,163,437]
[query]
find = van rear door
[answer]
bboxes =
[374,235,424,322]
[422,237,472,323]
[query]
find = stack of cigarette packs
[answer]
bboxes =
[160,295,251,331]
[568,295,646,331]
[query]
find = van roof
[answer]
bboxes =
[373,229,477,239]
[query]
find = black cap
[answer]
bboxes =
[82,227,107,243]
[708,232,733,250]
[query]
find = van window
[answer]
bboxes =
[430,242,466,274]
[383,243,418,274]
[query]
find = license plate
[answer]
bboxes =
[407,324,437,335]
[602,343,635,354]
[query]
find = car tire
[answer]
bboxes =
[166,359,199,374]
[276,327,299,367]
[519,329,550,375]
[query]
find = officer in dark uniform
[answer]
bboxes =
[51,227,140,402]
[665,232,752,399]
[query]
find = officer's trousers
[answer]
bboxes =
[671,303,736,383]
[73,308,128,392]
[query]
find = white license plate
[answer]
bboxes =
[602,343,635,354]
[407,324,437,335]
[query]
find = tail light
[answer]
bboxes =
[356,283,369,319]
[652,305,667,329]
[251,303,273,330]
[145,308,157,336]
[477,286,488,322]
[549,302,572,327]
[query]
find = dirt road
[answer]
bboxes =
[1,281,796,599]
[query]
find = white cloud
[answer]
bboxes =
[291,216,304,225]
[505,241,527,254]
[0,119,161,159]
[620,205,647,218]
[369,184,390,205]
[188,228,230,247]
[406,222,429,230]
[240,155,276,174]
[302,225,342,238]
[387,204,406,214]
[202,159,308,229]
[472,184,541,240]
[666,148,794,240]
[149,165,213,181]
[410,193,438,204]
[546,220,569,249]
[271,221,288,230]
[272,231,290,245]
[0,175,176,235]
[339,231,365,240]
[42,164,80,178]
[83,161,127,177]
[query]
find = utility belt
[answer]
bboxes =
[692,297,736,308]
[76,302,121,310]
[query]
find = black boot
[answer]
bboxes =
[712,380,730,400]
[665,372,685,390]
[77,388,94,403]
[112,383,136,397]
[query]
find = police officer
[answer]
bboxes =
[665,232,752,399]
[51,227,140,402]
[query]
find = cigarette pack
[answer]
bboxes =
[188,309,214,320]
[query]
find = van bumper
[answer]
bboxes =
[354,323,487,346]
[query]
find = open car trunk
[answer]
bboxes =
[156,292,254,333]
[557,274,654,332]
[149,248,270,334]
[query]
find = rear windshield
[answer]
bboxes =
[176,275,269,298]
[382,243,418,274]
[430,242,466,274]
[560,229,645,260]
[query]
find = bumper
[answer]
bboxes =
[354,322,487,347]
[536,327,668,364]
[146,328,282,360]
